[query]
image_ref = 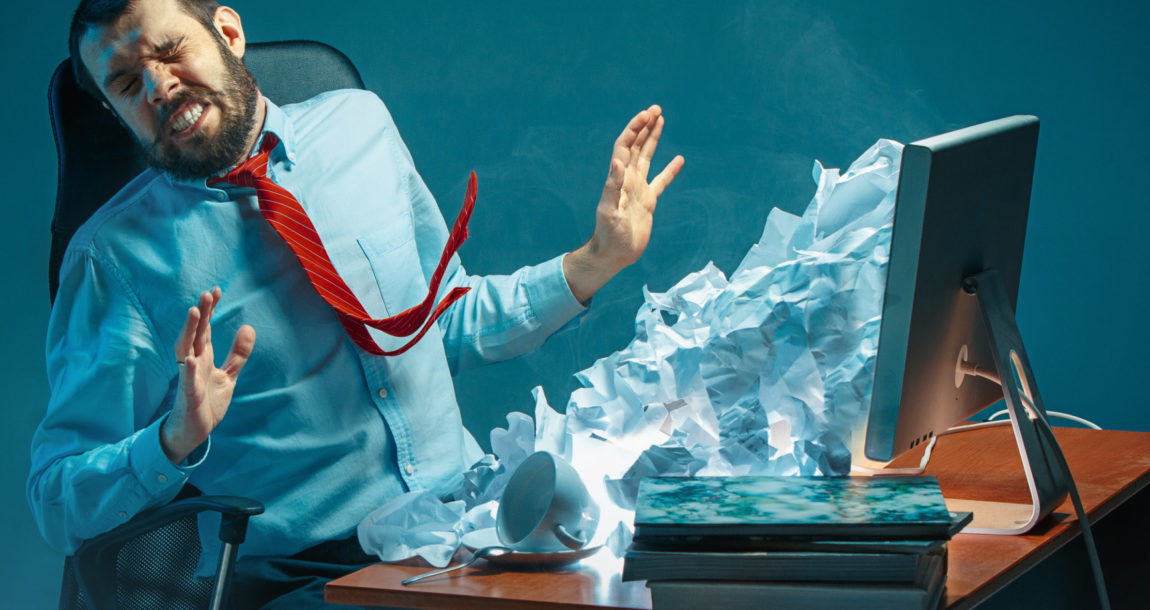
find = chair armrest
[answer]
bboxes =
[83,495,265,547]
[72,495,264,609]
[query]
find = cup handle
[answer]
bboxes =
[553,524,587,550]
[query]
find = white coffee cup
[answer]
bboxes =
[496,451,600,553]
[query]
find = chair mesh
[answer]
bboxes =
[115,515,212,610]
[59,515,213,610]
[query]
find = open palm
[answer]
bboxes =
[591,104,685,270]
[161,287,255,464]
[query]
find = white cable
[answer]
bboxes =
[958,361,1001,385]
[986,407,1102,430]
[857,406,1098,476]
[864,363,1103,476]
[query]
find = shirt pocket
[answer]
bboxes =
[357,234,427,317]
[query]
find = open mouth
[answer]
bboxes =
[169,102,209,136]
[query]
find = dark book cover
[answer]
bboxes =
[622,544,943,583]
[633,475,953,541]
[647,552,947,610]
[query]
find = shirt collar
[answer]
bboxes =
[256,96,297,165]
[167,96,297,188]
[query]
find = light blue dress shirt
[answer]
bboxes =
[28,90,585,563]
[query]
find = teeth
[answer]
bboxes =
[171,104,204,133]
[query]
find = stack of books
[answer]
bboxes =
[623,476,970,610]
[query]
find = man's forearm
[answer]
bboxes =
[562,242,625,304]
[28,418,190,554]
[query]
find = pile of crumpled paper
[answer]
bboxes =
[358,139,904,565]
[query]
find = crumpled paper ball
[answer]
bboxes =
[356,491,497,567]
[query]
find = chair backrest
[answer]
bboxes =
[59,512,210,610]
[47,40,366,303]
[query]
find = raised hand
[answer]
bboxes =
[564,105,685,302]
[160,287,256,464]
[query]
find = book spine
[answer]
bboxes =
[649,579,935,610]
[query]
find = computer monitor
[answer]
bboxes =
[862,115,1070,534]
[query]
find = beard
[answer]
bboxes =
[143,37,259,180]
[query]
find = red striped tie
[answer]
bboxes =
[208,133,474,356]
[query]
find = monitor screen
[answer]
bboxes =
[863,115,1040,462]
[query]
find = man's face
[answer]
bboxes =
[79,0,260,179]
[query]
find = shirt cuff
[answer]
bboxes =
[130,414,208,495]
[525,253,589,336]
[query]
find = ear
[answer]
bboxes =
[213,6,246,59]
[99,100,132,133]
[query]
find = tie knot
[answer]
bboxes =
[207,132,281,187]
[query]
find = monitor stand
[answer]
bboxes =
[948,269,1070,535]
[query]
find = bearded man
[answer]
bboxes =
[29,0,683,606]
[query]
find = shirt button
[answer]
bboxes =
[118,511,128,519]
[157,474,168,483]
[288,152,297,161]
[405,464,414,475]
[377,388,389,399]
[216,191,227,201]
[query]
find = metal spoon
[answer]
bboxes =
[400,546,514,585]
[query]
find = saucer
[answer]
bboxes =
[482,545,603,566]
[460,528,603,567]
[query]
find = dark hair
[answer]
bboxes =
[68,0,221,100]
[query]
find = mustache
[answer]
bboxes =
[154,86,223,138]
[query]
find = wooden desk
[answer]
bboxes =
[326,427,1150,609]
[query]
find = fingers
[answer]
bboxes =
[180,350,198,393]
[175,305,201,364]
[222,325,257,378]
[650,155,686,197]
[630,123,651,177]
[192,288,221,356]
[176,287,223,369]
[637,115,665,180]
[604,158,626,192]
[615,107,650,150]
[191,291,212,355]
[627,105,660,159]
[600,104,683,221]
[613,105,660,165]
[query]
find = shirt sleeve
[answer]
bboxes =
[27,246,198,554]
[399,154,587,374]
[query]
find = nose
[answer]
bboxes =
[142,62,179,106]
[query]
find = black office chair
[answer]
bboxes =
[48,41,366,610]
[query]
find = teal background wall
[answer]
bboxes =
[3,1,1147,606]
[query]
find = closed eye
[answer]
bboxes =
[119,77,138,95]
[104,35,188,98]
[154,36,187,62]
